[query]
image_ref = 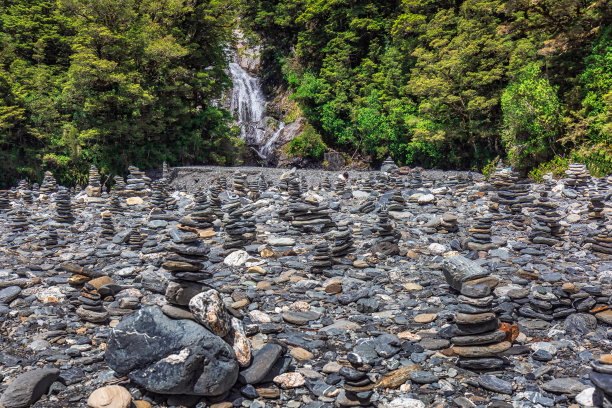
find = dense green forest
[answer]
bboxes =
[0,0,611,187]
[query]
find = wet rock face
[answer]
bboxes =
[105,306,238,396]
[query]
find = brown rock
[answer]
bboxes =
[406,250,420,259]
[210,403,233,408]
[256,385,280,399]
[375,365,420,389]
[88,276,115,290]
[87,385,132,408]
[68,274,90,285]
[290,347,314,361]
[353,260,369,268]
[198,228,216,238]
[324,279,342,294]
[452,341,511,357]
[600,355,612,365]
[133,402,152,408]
[414,313,437,323]
[246,266,266,275]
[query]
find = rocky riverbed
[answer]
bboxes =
[1,162,612,408]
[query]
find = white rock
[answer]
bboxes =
[418,194,436,204]
[428,243,446,255]
[273,372,305,388]
[385,397,426,408]
[531,341,557,355]
[267,237,295,247]
[126,196,144,205]
[575,387,595,407]
[224,250,249,266]
[566,214,581,223]
[352,190,370,199]
[248,310,272,323]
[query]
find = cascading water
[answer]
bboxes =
[259,122,285,159]
[228,61,267,150]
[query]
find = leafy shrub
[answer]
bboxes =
[288,124,327,160]
[481,157,500,180]
[528,156,570,182]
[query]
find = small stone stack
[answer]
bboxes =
[0,190,10,210]
[410,169,423,189]
[39,171,57,195]
[335,176,346,194]
[75,284,108,323]
[376,207,400,243]
[361,176,375,192]
[109,193,122,215]
[386,190,405,212]
[86,164,102,197]
[332,225,354,259]
[233,172,248,196]
[320,177,332,191]
[338,364,375,407]
[279,176,302,221]
[311,242,332,274]
[44,230,59,247]
[357,196,376,214]
[529,190,564,246]
[443,256,511,371]
[223,204,256,250]
[113,175,126,193]
[514,285,579,322]
[257,174,267,193]
[565,163,591,193]
[380,156,397,172]
[248,179,259,201]
[163,229,211,310]
[375,173,390,193]
[467,215,496,251]
[209,179,223,218]
[492,171,533,229]
[301,175,308,194]
[180,192,214,229]
[162,161,170,180]
[128,227,144,249]
[10,209,29,232]
[438,213,459,233]
[588,194,606,220]
[288,196,335,232]
[590,355,612,406]
[125,165,148,196]
[150,180,166,211]
[101,211,114,239]
[54,187,75,224]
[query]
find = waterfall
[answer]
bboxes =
[259,122,285,159]
[229,61,266,147]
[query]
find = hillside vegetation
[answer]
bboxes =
[0,0,610,186]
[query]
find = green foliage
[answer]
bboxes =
[482,157,500,180]
[288,124,327,160]
[529,156,570,182]
[0,0,240,187]
[501,63,562,173]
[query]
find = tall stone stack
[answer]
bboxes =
[442,256,511,371]
[150,180,166,211]
[247,179,259,201]
[466,214,496,251]
[223,204,256,250]
[590,355,612,406]
[109,193,122,215]
[100,211,114,239]
[491,170,533,230]
[301,175,308,194]
[54,187,75,224]
[386,190,405,211]
[210,180,223,218]
[113,175,126,193]
[162,161,170,180]
[0,190,10,210]
[565,163,591,194]
[10,209,29,232]
[39,171,57,196]
[375,173,390,193]
[257,174,267,193]
[75,284,108,323]
[588,197,612,255]
[128,226,144,249]
[311,242,332,274]
[529,189,564,246]
[86,164,102,197]
[376,206,400,243]
[332,225,354,259]
[180,192,214,230]
[335,176,346,194]
[163,229,211,310]
[125,165,148,196]
[233,172,247,196]
[279,175,302,221]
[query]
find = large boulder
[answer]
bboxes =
[0,368,60,408]
[105,306,238,396]
[441,255,489,291]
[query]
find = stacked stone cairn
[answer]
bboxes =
[113,175,126,193]
[529,189,565,246]
[86,164,102,197]
[320,177,332,191]
[512,283,592,322]
[590,355,612,406]
[10,209,29,232]
[125,166,148,196]
[588,195,612,255]
[0,190,10,210]
[311,242,332,274]
[109,193,122,215]
[301,175,308,194]
[128,226,144,249]
[491,170,533,230]
[336,175,347,194]
[233,172,247,196]
[180,192,214,230]
[332,225,354,259]
[43,229,59,247]
[565,163,591,194]
[150,180,166,211]
[356,196,376,214]
[248,179,259,201]
[162,161,170,179]
[386,190,405,212]
[467,214,496,251]
[376,206,400,243]
[437,213,459,233]
[209,179,224,217]
[74,282,108,323]
[39,171,57,196]
[223,203,256,250]
[442,256,512,371]
[54,187,75,224]
[279,175,302,221]
[101,211,114,239]
[361,176,375,192]
[257,174,267,193]
[163,228,211,312]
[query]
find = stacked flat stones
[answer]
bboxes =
[75,282,108,323]
[565,163,591,193]
[512,283,597,322]
[128,227,144,249]
[311,242,332,274]
[87,164,102,197]
[223,203,256,250]
[491,170,533,229]
[437,213,459,233]
[338,362,374,407]
[356,196,376,214]
[150,180,166,211]
[320,177,332,191]
[529,189,564,246]
[386,190,405,211]
[54,187,75,224]
[101,211,114,239]
[248,179,259,201]
[0,190,10,210]
[289,196,335,233]
[443,256,510,371]
[181,192,214,229]
[589,196,612,255]
[335,176,346,194]
[109,193,122,215]
[257,174,267,193]
[590,355,612,406]
[163,229,210,310]
[113,175,126,193]
[40,171,57,195]
[125,166,148,196]
[376,207,400,243]
[44,229,59,247]
[233,172,247,196]
[466,215,495,251]
[10,209,28,232]
[332,226,354,259]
